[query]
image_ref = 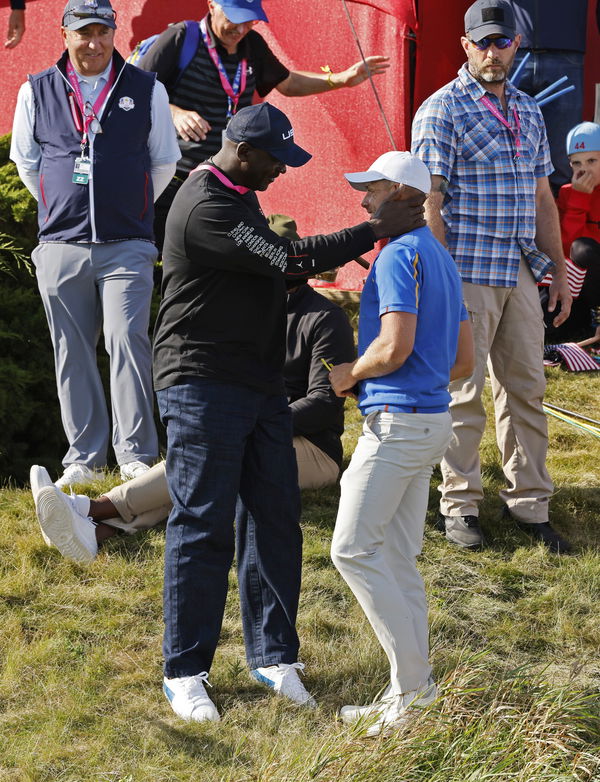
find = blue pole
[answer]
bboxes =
[534,75,568,102]
[510,51,530,88]
[537,84,576,108]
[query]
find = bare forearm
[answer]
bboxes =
[449,319,474,382]
[277,71,333,96]
[353,335,410,381]
[277,56,389,97]
[424,179,448,246]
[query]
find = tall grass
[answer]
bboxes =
[0,368,598,781]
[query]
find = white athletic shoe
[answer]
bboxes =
[30,465,56,545]
[119,461,151,481]
[163,673,220,722]
[55,463,105,489]
[340,679,437,729]
[251,662,317,708]
[363,681,438,737]
[35,486,98,563]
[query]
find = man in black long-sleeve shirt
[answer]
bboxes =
[153,102,426,724]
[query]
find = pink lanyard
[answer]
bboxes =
[480,95,521,160]
[191,163,250,194]
[200,16,247,118]
[66,59,115,150]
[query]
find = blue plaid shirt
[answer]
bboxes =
[411,64,554,287]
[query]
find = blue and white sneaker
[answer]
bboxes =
[251,662,316,708]
[163,672,220,722]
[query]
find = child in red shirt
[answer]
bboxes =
[553,122,600,344]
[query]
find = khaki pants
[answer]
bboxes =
[104,436,339,533]
[332,410,452,694]
[440,257,553,523]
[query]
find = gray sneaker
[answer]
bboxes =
[438,514,484,548]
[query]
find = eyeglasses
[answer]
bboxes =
[468,36,513,50]
[67,5,116,21]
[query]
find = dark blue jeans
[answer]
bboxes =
[157,377,302,677]
[512,49,584,194]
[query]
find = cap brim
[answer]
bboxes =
[468,23,514,38]
[221,5,269,23]
[344,170,389,191]
[268,143,312,168]
[64,17,116,29]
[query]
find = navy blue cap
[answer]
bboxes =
[63,0,116,30]
[219,0,268,24]
[226,103,312,168]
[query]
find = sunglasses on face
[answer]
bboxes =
[468,36,513,50]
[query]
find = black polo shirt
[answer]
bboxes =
[138,19,289,175]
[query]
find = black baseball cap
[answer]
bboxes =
[63,0,116,30]
[465,0,515,39]
[225,103,312,168]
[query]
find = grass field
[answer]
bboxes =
[0,367,599,781]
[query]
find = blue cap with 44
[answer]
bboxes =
[566,122,600,155]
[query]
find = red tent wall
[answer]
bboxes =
[0,0,416,290]
[2,0,598,289]
[253,0,417,289]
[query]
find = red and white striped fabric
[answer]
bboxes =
[546,343,600,372]
[538,258,587,299]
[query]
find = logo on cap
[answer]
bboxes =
[282,129,294,141]
[482,8,504,21]
[119,96,135,111]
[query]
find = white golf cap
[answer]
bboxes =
[344,151,432,194]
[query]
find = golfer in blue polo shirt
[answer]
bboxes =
[329,151,474,736]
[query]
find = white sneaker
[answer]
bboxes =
[119,461,151,481]
[55,463,105,489]
[35,486,98,563]
[339,678,437,726]
[163,673,220,722]
[364,681,438,737]
[251,662,317,708]
[30,465,56,545]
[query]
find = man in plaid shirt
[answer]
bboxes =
[411,0,572,553]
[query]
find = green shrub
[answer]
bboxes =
[0,134,65,484]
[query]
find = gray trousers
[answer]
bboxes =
[32,240,159,469]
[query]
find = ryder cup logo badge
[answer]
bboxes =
[119,97,135,112]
